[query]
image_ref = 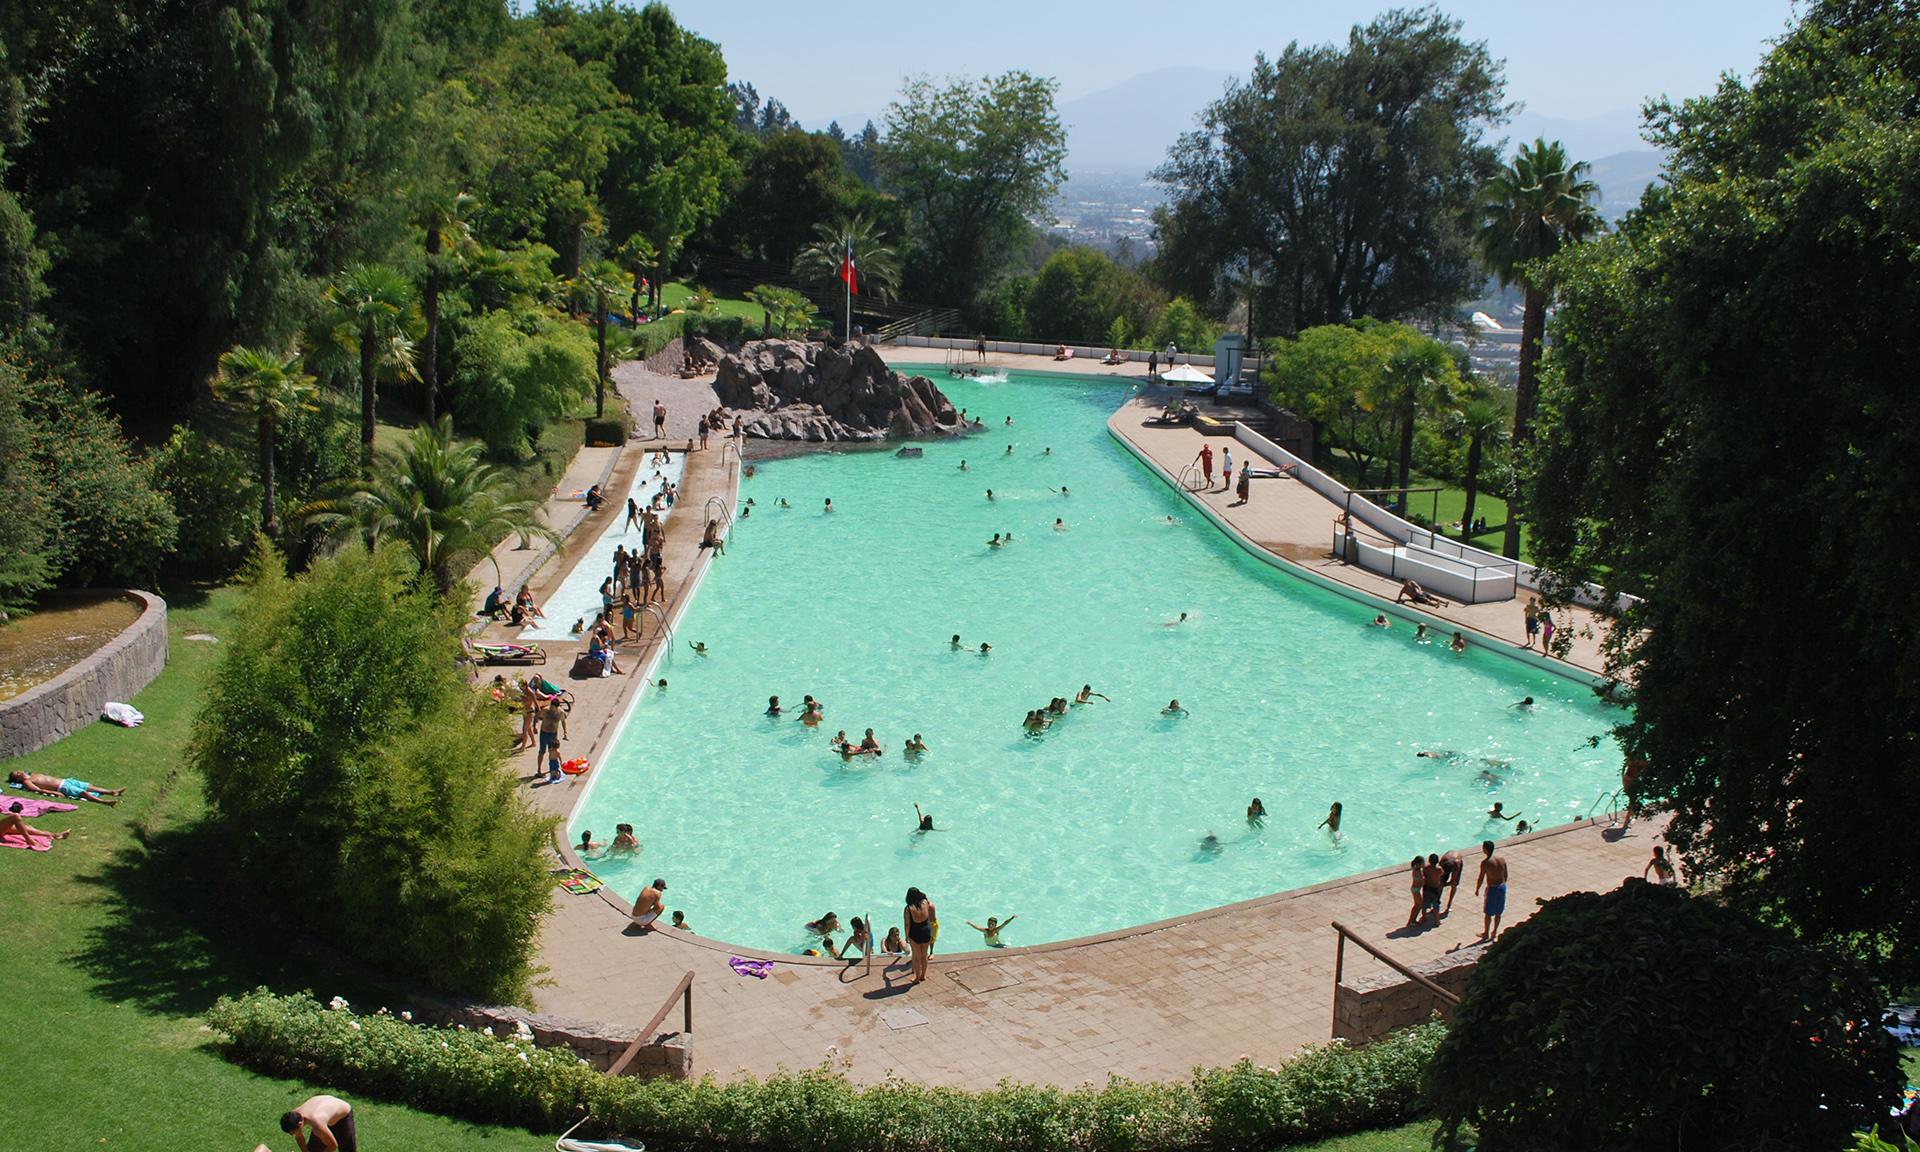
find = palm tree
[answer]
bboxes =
[746,284,814,336]
[1452,386,1508,543]
[794,212,900,339]
[1475,138,1601,558]
[303,417,561,595]
[214,345,317,538]
[616,234,657,320]
[418,190,477,424]
[328,264,414,472]
[571,260,628,418]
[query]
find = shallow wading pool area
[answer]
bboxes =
[571,368,1622,953]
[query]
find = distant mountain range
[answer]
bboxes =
[1057,67,1663,215]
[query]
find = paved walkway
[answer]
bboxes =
[510,350,1659,1088]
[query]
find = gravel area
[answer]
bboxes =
[612,362,720,441]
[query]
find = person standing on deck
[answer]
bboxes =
[653,399,666,439]
[1475,840,1509,941]
[1219,447,1234,493]
[1198,443,1213,487]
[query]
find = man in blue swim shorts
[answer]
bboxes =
[8,770,124,806]
[1474,839,1510,942]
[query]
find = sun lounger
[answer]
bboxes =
[464,638,547,666]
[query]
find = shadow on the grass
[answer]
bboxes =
[70,822,408,1018]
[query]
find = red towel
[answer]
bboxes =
[3,797,79,818]
[0,833,53,852]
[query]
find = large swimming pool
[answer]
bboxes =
[571,367,1622,953]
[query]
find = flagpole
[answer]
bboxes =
[845,239,853,343]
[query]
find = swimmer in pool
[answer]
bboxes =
[1163,699,1189,716]
[1044,447,1051,455]
[1511,696,1535,710]
[986,489,994,501]
[779,498,790,508]
[830,730,850,753]
[859,728,883,755]
[766,695,782,715]
[655,678,668,690]
[1414,623,1429,641]
[1416,749,1456,760]
[959,460,968,471]
[1450,632,1467,652]
[569,617,585,636]
[1247,798,1268,823]
[688,641,708,656]
[1054,518,1066,530]
[800,702,823,727]
[914,803,936,832]
[1022,710,1051,732]
[1488,802,1521,822]
[1165,515,1176,524]
[905,733,928,756]
[1199,833,1223,855]
[1006,416,1012,426]
[989,533,1004,548]
[966,915,1018,946]
[1164,612,1189,627]
[1060,485,1069,496]
[805,911,842,936]
[1318,802,1344,834]
[824,498,834,512]
[951,634,963,650]
[1075,684,1110,704]
[979,642,992,655]
[1047,697,1069,716]
[1370,614,1391,629]
[1006,444,1013,454]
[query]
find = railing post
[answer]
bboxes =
[683,982,693,1034]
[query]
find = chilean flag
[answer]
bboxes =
[838,241,858,295]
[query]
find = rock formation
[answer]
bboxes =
[712,340,967,443]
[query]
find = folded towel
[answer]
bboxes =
[103,702,144,727]
[0,833,53,852]
[729,956,773,979]
[3,798,79,818]
[554,868,603,895]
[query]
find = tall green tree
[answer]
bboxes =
[1155,8,1506,336]
[417,190,478,424]
[709,129,865,268]
[880,72,1067,307]
[214,346,318,538]
[571,259,627,418]
[1449,383,1507,538]
[327,265,414,471]
[1525,0,1920,980]
[0,360,52,611]
[304,417,561,594]
[1475,137,1601,558]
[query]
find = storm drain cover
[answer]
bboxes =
[949,964,1022,994]
[879,1007,929,1030]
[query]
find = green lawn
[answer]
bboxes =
[1287,1122,1441,1151]
[658,280,769,322]
[0,587,549,1151]
[1316,446,1531,561]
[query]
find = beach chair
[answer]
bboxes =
[464,637,547,666]
[555,1109,644,1151]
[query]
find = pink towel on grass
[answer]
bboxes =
[3,797,79,818]
[0,833,53,852]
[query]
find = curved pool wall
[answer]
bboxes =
[0,590,168,760]
[569,369,1623,953]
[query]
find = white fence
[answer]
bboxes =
[1232,424,1637,611]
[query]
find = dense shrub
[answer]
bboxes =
[152,425,260,578]
[452,311,594,458]
[193,544,554,999]
[1427,881,1902,1152]
[207,988,1443,1151]
[0,361,53,611]
[8,362,177,587]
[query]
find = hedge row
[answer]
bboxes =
[207,990,1443,1152]
[630,312,760,360]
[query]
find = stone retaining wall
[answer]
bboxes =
[408,993,693,1079]
[1,590,168,760]
[1332,948,1479,1044]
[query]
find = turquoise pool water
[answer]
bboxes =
[572,368,1622,953]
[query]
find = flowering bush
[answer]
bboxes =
[208,989,1444,1151]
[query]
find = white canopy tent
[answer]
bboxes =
[1162,363,1213,384]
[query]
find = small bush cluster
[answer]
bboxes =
[208,989,1444,1152]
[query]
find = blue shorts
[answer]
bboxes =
[60,779,93,799]
[1484,883,1507,917]
[538,732,559,754]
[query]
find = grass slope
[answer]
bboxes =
[0,588,548,1152]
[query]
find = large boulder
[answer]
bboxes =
[713,340,966,443]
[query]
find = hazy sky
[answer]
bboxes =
[658,0,1799,127]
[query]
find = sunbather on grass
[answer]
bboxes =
[8,771,124,805]
[1,811,70,843]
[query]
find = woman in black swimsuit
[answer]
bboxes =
[903,886,936,984]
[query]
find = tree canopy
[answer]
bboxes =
[1526,0,1920,979]
[1154,7,1507,336]
[881,72,1067,308]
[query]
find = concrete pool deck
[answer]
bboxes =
[511,355,1660,1089]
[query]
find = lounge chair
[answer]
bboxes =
[465,637,547,665]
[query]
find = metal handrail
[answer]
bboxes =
[1331,920,1462,1006]
[720,439,742,473]
[605,970,694,1077]
[1588,787,1624,821]
[637,601,673,649]
[703,495,733,533]
[1178,463,1208,493]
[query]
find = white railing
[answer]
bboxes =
[1231,423,1638,612]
